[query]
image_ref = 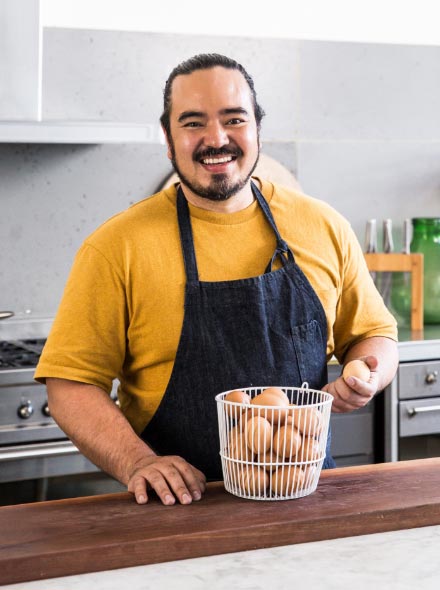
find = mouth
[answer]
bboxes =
[195,149,240,173]
[201,155,235,165]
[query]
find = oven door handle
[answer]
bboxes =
[0,441,81,461]
[407,404,440,417]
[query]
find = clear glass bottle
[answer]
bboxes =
[411,217,440,324]
[390,219,411,327]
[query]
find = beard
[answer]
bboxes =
[169,142,260,202]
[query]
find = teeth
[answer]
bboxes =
[202,156,233,165]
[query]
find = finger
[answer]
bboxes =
[174,461,206,501]
[331,396,364,412]
[128,475,149,505]
[151,464,194,505]
[344,376,374,397]
[361,355,379,371]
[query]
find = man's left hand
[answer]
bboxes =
[322,355,379,413]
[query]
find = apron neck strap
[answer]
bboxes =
[176,186,199,285]
[251,181,295,272]
[176,182,295,284]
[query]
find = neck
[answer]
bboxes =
[180,180,258,213]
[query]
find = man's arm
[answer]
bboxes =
[323,336,399,413]
[46,378,206,505]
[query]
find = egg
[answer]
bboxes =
[245,416,273,454]
[251,391,289,426]
[237,465,269,495]
[296,436,321,462]
[290,406,324,437]
[257,448,282,472]
[239,407,255,431]
[224,389,251,418]
[302,463,319,486]
[272,423,302,459]
[262,387,290,404]
[270,466,305,495]
[342,359,371,382]
[227,426,254,460]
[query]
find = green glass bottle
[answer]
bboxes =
[411,218,440,324]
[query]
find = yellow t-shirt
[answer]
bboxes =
[35,179,397,433]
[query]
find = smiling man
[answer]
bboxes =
[35,54,398,507]
[162,63,260,209]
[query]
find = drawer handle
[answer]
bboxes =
[407,404,440,417]
[425,371,438,384]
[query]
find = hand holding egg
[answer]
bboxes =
[342,359,371,383]
[323,357,378,413]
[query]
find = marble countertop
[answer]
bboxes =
[2,524,439,590]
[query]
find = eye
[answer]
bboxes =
[226,118,245,125]
[183,121,203,128]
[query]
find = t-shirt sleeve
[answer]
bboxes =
[34,242,127,393]
[331,221,398,363]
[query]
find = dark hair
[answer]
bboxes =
[160,53,265,137]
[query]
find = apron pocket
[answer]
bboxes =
[291,319,327,389]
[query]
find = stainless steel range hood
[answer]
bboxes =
[0,0,156,144]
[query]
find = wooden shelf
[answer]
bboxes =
[364,252,424,331]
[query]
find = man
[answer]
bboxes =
[35,54,398,506]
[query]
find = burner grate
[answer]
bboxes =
[0,339,46,369]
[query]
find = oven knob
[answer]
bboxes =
[18,400,34,419]
[425,371,438,384]
[42,402,51,417]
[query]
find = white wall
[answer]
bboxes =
[41,0,440,46]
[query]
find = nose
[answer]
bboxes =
[203,121,229,148]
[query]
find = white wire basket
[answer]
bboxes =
[215,384,333,501]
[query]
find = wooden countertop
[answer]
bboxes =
[1,458,440,586]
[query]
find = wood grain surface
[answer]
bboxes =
[1,458,440,585]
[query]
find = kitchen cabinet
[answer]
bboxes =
[382,326,440,462]
[328,363,375,466]
[0,121,161,144]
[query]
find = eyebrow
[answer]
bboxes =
[177,107,250,123]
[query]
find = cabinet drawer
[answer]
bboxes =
[399,396,440,437]
[398,361,440,400]
[330,412,373,457]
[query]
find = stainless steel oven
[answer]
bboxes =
[383,356,440,461]
[0,339,100,487]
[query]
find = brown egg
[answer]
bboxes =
[257,448,283,472]
[302,463,320,486]
[238,407,255,431]
[272,424,302,459]
[292,407,324,437]
[238,465,269,495]
[251,391,289,426]
[224,389,251,418]
[270,466,305,495]
[262,387,290,405]
[342,359,370,382]
[227,426,254,460]
[245,416,273,454]
[296,436,321,462]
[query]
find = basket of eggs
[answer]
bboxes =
[215,384,333,500]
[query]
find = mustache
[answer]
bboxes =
[194,146,243,161]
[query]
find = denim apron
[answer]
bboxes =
[141,182,335,479]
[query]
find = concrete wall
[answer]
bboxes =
[1,29,439,317]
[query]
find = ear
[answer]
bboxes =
[161,126,173,160]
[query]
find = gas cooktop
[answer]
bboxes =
[0,339,46,370]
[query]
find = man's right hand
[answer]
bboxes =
[127,455,207,506]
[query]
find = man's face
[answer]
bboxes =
[165,66,260,202]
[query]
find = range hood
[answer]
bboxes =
[0,0,156,144]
